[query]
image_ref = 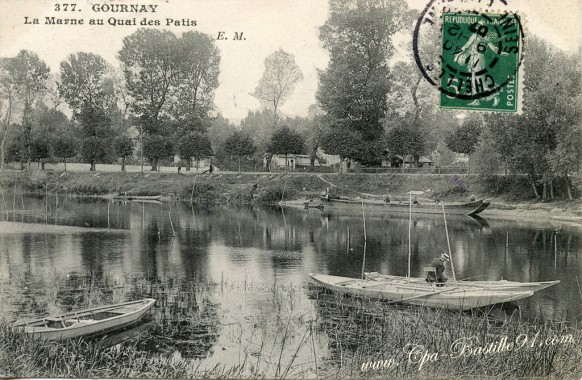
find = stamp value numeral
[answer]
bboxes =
[54,4,77,11]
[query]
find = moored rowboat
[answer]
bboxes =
[308,273,536,311]
[13,298,156,341]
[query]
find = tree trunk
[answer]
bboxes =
[151,158,158,171]
[196,159,199,170]
[186,157,191,171]
[542,181,547,200]
[549,180,554,199]
[0,136,5,171]
[121,156,126,172]
[64,158,67,172]
[238,156,241,173]
[41,161,45,171]
[565,175,573,200]
[90,159,96,171]
[528,173,540,200]
[284,154,288,173]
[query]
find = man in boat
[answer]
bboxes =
[426,253,450,287]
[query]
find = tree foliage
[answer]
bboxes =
[251,49,303,121]
[143,133,173,170]
[114,134,134,171]
[53,135,77,171]
[482,37,582,200]
[77,104,114,170]
[222,130,256,172]
[177,131,212,170]
[317,0,411,140]
[445,117,482,155]
[59,52,115,113]
[267,126,305,172]
[3,51,51,167]
[119,29,182,132]
[172,32,220,120]
[385,123,425,166]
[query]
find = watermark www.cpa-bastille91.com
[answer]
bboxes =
[360,333,575,372]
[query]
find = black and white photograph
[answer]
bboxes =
[0,0,581,378]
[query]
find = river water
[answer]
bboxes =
[0,195,581,374]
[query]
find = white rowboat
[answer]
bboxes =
[13,298,156,341]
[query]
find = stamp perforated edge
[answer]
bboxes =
[434,6,527,114]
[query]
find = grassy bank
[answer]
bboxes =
[0,170,580,220]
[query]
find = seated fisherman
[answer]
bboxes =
[426,253,450,287]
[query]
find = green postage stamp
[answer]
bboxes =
[439,11,523,112]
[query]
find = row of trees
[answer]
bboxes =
[1,0,580,200]
[311,0,581,199]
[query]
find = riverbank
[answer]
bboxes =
[0,170,580,224]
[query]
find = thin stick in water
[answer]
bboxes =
[168,210,176,237]
[441,203,457,283]
[361,201,367,279]
[408,193,412,278]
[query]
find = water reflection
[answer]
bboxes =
[0,196,581,328]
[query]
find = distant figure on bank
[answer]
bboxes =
[209,163,213,173]
[426,253,450,287]
[178,166,182,174]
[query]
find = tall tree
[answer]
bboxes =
[385,123,425,171]
[222,130,256,173]
[317,0,411,141]
[119,29,182,130]
[251,49,303,124]
[77,104,113,171]
[172,31,220,120]
[445,117,483,173]
[59,52,117,171]
[8,51,50,168]
[267,125,304,173]
[0,58,16,170]
[484,38,582,200]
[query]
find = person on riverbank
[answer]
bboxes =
[426,253,450,287]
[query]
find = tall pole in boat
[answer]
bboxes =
[407,192,412,278]
[441,203,457,283]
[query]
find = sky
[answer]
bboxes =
[1,0,580,123]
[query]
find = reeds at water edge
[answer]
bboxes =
[0,269,581,379]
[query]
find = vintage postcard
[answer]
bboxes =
[0,0,581,379]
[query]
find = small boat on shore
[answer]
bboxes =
[308,273,538,311]
[319,195,489,216]
[13,298,156,341]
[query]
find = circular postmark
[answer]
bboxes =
[413,0,525,101]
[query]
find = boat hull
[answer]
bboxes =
[13,298,156,341]
[319,196,489,216]
[309,273,535,311]
[112,195,162,202]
